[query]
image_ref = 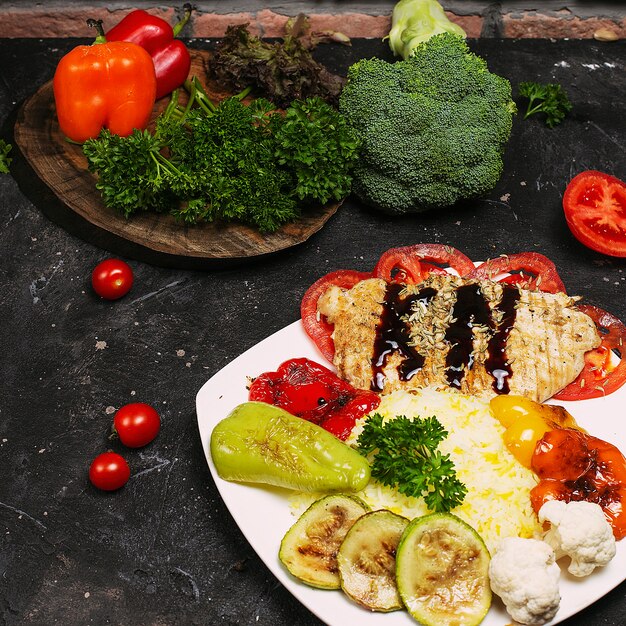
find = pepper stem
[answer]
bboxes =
[87,18,107,45]
[172,3,193,38]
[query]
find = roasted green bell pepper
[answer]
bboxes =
[210,402,371,492]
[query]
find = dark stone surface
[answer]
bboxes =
[1,36,625,626]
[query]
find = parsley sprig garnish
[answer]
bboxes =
[357,413,467,513]
[518,81,572,128]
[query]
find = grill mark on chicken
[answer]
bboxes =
[317,274,601,402]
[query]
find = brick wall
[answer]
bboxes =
[0,1,624,39]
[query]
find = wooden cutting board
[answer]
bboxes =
[13,50,341,269]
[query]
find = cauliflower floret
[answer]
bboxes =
[489,537,560,625]
[539,500,616,577]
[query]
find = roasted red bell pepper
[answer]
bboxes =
[248,358,381,441]
[106,4,193,100]
[53,19,156,143]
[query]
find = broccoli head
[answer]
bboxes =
[339,33,517,215]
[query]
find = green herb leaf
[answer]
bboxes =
[0,139,12,174]
[518,81,572,128]
[273,98,360,205]
[357,413,467,513]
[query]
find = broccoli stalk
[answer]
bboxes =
[339,33,516,215]
[388,0,466,60]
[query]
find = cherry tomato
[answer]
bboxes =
[563,170,626,257]
[92,258,134,300]
[249,358,380,440]
[89,452,130,491]
[553,305,626,400]
[301,270,372,363]
[113,403,161,448]
[466,252,566,293]
[373,243,475,284]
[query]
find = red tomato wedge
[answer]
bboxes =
[466,252,566,294]
[373,243,475,283]
[563,170,626,258]
[553,305,626,400]
[301,270,372,362]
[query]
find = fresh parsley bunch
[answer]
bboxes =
[518,81,572,128]
[357,413,467,513]
[83,78,360,233]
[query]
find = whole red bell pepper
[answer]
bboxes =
[106,4,193,100]
[53,19,156,143]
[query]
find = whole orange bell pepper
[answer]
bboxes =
[53,19,156,143]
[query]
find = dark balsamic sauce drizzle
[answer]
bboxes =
[370,284,436,392]
[444,284,492,389]
[371,281,521,394]
[485,285,521,393]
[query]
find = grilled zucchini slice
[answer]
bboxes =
[337,509,409,611]
[396,513,491,626]
[279,494,369,589]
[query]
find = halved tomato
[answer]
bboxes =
[563,170,626,258]
[372,243,474,283]
[466,252,566,294]
[301,270,372,362]
[553,304,626,400]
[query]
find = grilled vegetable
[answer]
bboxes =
[279,494,369,589]
[337,510,409,611]
[396,513,491,626]
[248,357,380,440]
[210,402,371,492]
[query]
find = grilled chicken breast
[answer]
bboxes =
[317,274,601,402]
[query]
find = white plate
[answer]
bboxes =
[196,320,626,626]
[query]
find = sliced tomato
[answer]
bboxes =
[563,170,626,258]
[301,270,372,362]
[466,252,566,294]
[553,304,626,400]
[373,243,474,283]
